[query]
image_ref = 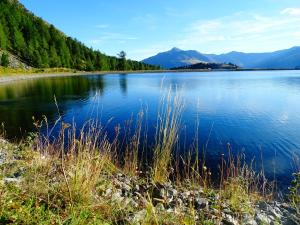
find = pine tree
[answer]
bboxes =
[0,23,7,49]
[1,53,9,67]
[117,51,127,71]
[0,0,159,71]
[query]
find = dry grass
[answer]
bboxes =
[152,87,184,183]
[0,88,286,224]
[0,67,77,75]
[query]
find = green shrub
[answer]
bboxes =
[0,53,9,67]
[288,172,300,213]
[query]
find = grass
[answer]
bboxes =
[0,66,78,75]
[0,90,298,224]
[152,87,184,183]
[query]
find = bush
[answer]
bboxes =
[289,172,300,213]
[0,53,9,67]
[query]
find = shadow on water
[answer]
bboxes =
[119,73,128,95]
[0,76,107,139]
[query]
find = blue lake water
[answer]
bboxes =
[0,71,299,187]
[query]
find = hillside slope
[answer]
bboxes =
[142,48,211,69]
[253,46,300,69]
[0,0,159,71]
[0,49,31,69]
[143,47,300,69]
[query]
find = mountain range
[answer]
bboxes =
[142,47,300,69]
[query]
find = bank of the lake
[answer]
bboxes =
[1,68,300,84]
[1,70,300,224]
[0,70,161,84]
[0,136,299,225]
[1,71,300,187]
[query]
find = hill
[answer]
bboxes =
[142,47,211,69]
[143,47,300,69]
[172,62,239,70]
[0,0,159,71]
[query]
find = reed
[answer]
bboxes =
[1,88,295,224]
[152,87,184,183]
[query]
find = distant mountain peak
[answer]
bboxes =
[142,48,210,69]
[169,47,182,52]
[142,46,300,69]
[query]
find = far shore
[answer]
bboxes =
[0,68,299,84]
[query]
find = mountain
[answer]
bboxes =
[0,0,159,71]
[143,47,300,69]
[142,47,211,69]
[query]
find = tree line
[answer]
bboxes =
[0,0,160,71]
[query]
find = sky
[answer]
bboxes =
[19,0,300,60]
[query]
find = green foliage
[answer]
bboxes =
[0,53,9,67]
[0,23,7,49]
[0,0,160,71]
[288,172,300,212]
[117,50,127,71]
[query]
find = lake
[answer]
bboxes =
[0,71,300,188]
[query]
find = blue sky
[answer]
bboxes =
[20,0,300,60]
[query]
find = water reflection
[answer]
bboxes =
[0,75,106,137]
[0,71,300,189]
[119,74,128,95]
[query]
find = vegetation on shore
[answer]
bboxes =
[0,67,78,75]
[0,90,299,224]
[171,62,239,71]
[0,0,160,72]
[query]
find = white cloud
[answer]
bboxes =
[174,11,300,53]
[281,8,300,16]
[95,24,109,29]
[128,9,300,60]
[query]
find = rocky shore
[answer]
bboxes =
[0,138,299,224]
[97,173,300,225]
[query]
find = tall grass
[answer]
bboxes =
[29,121,117,207]
[123,110,144,175]
[152,87,184,183]
[0,87,287,224]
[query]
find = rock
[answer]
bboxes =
[160,188,167,199]
[243,218,258,225]
[0,152,5,165]
[223,208,232,215]
[258,201,269,211]
[134,184,140,192]
[122,183,131,192]
[132,209,147,223]
[156,203,165,211]
[152,184,164,199]
[195,197,208,210]
[255,213,271,224]
[112,191,124,202]
[222,214,238,225]
[176,198,183,207]
[169,188,178,197]
[4,177,22,184]
[166,208,174,213]
[105,188,112,196]
[267,207,282,220]
[283,217,300,225]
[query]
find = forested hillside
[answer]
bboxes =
[0,0,159,71]
[172,62,239,70]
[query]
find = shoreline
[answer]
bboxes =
[0,136,299,224]
[0,68,299,84]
